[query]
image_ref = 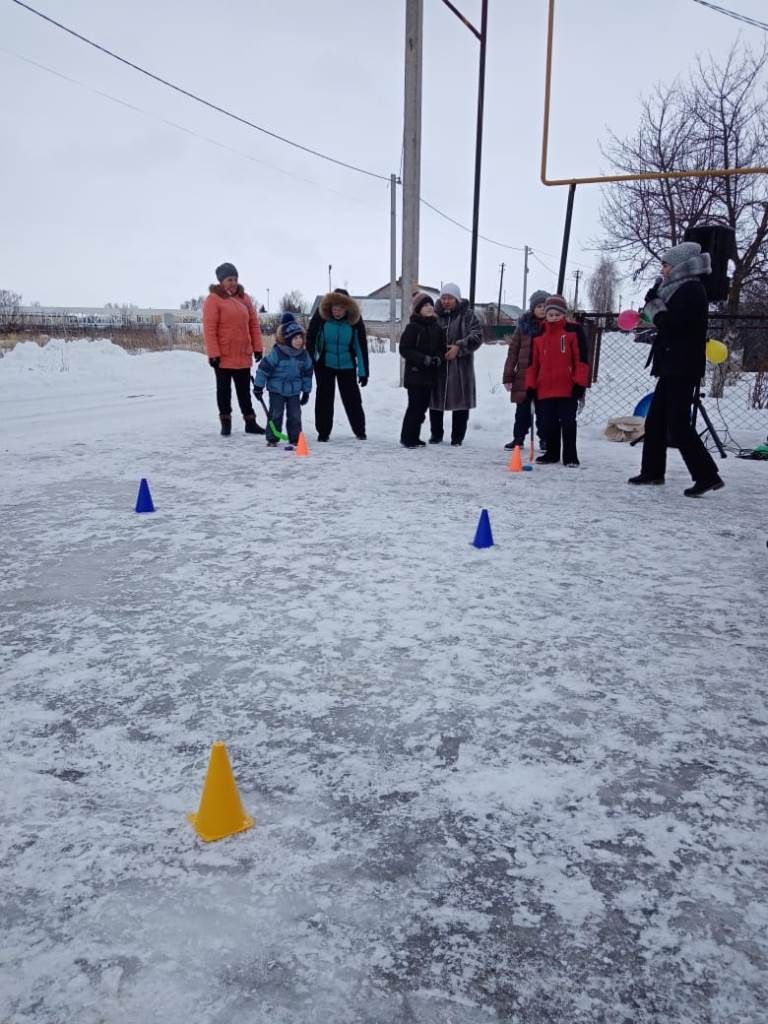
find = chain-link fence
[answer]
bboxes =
[577,313,768,451]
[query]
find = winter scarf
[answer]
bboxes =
[644,252,712,322]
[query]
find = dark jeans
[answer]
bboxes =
[314,364,366,439]
[268,393,302,444]
[538,397,578,462]
[513,397,545,444]
[401,387,431,444]
[429,409,470,444]
[641,377,719,483]
[215,366,254,418]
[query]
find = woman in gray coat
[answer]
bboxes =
[428,283,484,445]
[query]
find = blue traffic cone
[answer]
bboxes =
[134,478,155,514]
[472,508,494,549]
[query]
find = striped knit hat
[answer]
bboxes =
[544,294,568,315]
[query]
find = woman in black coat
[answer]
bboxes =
[629,241,724,497]
[399,292,447,447]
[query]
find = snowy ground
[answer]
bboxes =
[1,339,767,1024]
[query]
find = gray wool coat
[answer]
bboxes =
[429,299,484,411]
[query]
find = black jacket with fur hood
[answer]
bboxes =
[307,290,370,379]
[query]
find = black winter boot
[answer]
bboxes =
[220,414,232,436]
[244,415,266,435]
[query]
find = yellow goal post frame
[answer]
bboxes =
[541,0,768,188]
[541,0,768,293]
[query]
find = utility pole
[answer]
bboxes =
[573,268,582,308]
[522,245,530,311]
[390,172,398,351]
[469,0,488,307]
[402,0,423,325]
[328,265,333,292]
[496,262,505,324]
[266,288,270,312]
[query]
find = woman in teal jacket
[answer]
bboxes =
[306,289,369,442]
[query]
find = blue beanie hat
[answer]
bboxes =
[279,312,304,343]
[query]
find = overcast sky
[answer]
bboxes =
[0,0,765,310]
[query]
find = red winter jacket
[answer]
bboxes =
[525,320,589,400]
[203,284,263,370]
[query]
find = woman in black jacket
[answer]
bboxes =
[399,292,447,447]
[629,241,724,497]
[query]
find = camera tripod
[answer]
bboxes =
[629,385,727,459]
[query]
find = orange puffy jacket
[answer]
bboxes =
[203,284,263,370]
[525,321,589,400]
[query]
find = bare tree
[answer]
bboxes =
[280,290,308,315]
[599,42,768,305]
[0,289,22,331]
[180,296,205,311]
[587,257,620,313]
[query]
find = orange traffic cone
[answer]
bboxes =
[187,741,254,842]
[508,445,523,472]
[295,432,310,457]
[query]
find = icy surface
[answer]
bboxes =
[1,340,767,1023]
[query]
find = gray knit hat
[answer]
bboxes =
[439,282,462,301]
[660,242,701,268]
[215,262,238,282]
[529,289,549,310]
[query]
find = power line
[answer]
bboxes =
[690,0,768,31]
[9,0,392,181]
[0,46,381,207]
[419,198,524,250]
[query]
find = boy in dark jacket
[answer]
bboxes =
[399,292,447,447]
[525,295,590,466]
[253,313,314,447]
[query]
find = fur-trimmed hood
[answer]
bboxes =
[209,283,246,299]
[319,291,361,325]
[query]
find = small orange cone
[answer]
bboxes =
[187,741,254,842]
[295,432,310,457]
[508,445,523,472]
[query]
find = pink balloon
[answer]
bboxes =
[617,309,641,331]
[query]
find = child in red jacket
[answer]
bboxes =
[525,295,589,466]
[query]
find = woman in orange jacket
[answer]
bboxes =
[525,295,590,466]
[203,262,265,436]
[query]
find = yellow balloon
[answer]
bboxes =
[706,339,728,365]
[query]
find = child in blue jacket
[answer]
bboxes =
[253,313,314,446]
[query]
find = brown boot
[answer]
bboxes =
[219,414,232,436]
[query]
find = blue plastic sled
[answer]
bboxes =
[633,392,655,418]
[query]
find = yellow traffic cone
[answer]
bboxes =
[187,741,254,842]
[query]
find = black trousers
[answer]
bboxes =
[429,409,470,444]
[401,387,431,444]
[215,366,255,418]
[537,397,578,463]
[314,365,366,439]
[641,377,718,483]
[513,397,545,444]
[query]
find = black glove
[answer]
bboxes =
[253,352,263,364]
[526,387,536,402]
[572,384,585,399]
[253,385,264,399]
[359,377,368,388]
[300,392,310,406]
[644,286,659,303]
[208,356,220,369]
